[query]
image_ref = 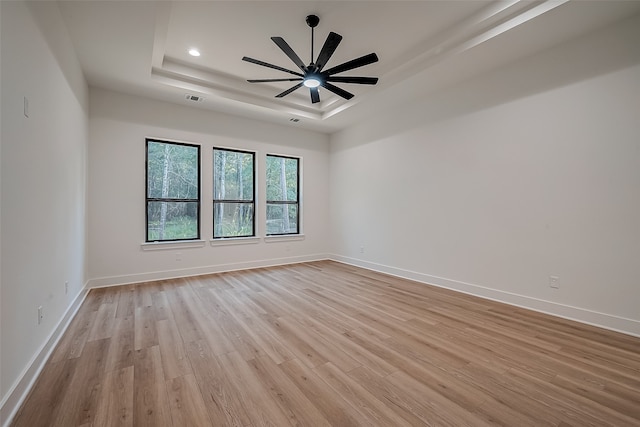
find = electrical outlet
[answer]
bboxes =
[360,246,365,254]
[549,275,559,289]
[65,281,69,295]
[37,306,44,325]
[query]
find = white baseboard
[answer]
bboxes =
[87,253,330,288]
[330,254,640,338]
[1,283,90,427]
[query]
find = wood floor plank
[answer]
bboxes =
[185,339,248,427]
[10,359,78,427]
[214,290,295,364]
[150,286,172,321]
[458,362,573,425]
[166,374,213,426]
[50,338,110,426]
[203,289,266,360]
[156,318,192,380]
[115,285,136,319]
[215,351,295,426]
[133,346,172,427]
[104,315,135,373]
[274,315,361,371]
[279,358,364,426]
[289,310,399,376]
[163,283,204,344]
[82,287,107,311]
[386,369,494,427]
[344,327,501,423]
[346,365,434,426]
[93,366,134,427]
[508,367,640,426]
[87,300,117,341]
[313,362,412,426]
[134,305,158,350]
[11,261,640,427]
[183,288,237,356]
[134,282,154,308]
[258,283,365,336]
[49,308,97,363]
[551,373,640,419]
[264,315,329,369]
[247,356,333,427]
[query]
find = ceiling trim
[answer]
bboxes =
[149,0,569,122]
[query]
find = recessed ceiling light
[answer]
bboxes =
[188,48,200,57]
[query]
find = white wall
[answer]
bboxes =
[0,1,88,423]
[330,14,640,336]
[88,89,330,286]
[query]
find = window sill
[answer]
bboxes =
[210,236,261,247]
[264,234,305,243]
[141,240,207,251]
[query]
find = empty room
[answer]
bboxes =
[1,1,640,426]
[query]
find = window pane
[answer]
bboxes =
[213,148,255,239]
[147,141,199,199]
[214,149,254,201]
[266,156,298,202]
[147,201,198,241]
[266,203,298,234]
[214,202,254,238]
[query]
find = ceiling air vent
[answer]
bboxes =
[185,94,204,102]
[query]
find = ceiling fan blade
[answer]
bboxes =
[321,82,354,100]
[327,76,378,85]
[271,37,306,71]
[324,53,379,76]
[310,87,320,104]
[314,32,342,72]
[247,78,303,83]
[275,82,304,98]
[242,56,303,77]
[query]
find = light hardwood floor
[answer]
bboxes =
[11,261,640,426]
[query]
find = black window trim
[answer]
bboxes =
[145,138,201,242]
[266,153,300,236]
[213,146,256,239]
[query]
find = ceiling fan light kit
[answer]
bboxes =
[242,15,379,104]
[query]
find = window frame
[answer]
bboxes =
[212,147,256,239]
[145,138,201,243]
[266,154,300,236]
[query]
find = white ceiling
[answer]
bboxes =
[57,1,640,134]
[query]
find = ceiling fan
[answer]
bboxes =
[242,14,379,104]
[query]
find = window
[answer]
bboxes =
[146,139,200,242]
[213,148,255,238]
[266,154,299,235]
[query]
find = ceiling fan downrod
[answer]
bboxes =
[306,14,319,65]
